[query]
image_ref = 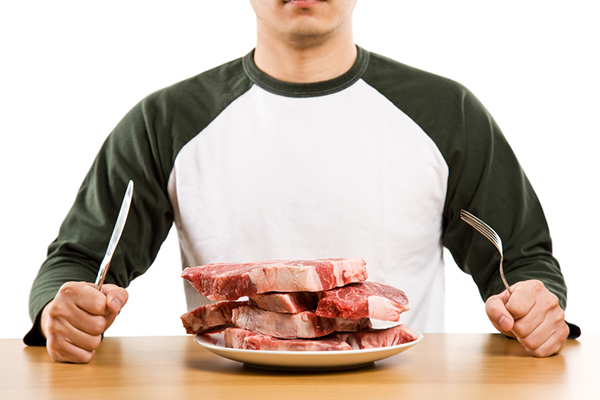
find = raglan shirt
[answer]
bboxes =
[24,47,568,345]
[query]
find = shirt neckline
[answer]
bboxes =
[242,46,369,98]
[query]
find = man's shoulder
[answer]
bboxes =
[110,54,254,159]
[143,56,251,108]
[364,51,470,101]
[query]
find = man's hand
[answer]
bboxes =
[485,279,568,357]
[41,282,128,363]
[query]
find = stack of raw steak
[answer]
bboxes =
[181,258,418,351]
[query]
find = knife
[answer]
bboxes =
[94,180,134,290]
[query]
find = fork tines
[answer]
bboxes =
[460,210,503,251]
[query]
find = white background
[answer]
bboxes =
[1,1,598,339]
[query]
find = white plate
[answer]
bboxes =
[194,331,423,371]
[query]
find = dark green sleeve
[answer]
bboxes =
[364,52,567,310]
[24,99,176,345]
[438,90,567,309]
[24,56,254,345]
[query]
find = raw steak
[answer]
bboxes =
[249,292,318,314]
[224,328,353,351]
[231,305,372,339]
[181,258,367,301]
[315,281,410,321]
[180,301,248,334]
[333,324,419,349]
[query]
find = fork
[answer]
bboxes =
[460,209,512,294]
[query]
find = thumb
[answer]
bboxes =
[102,284,129,314]
[485,290,514,334]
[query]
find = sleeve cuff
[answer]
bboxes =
[566,321,581,340]
[23,306,47,346]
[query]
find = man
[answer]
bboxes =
[25,0,574,363]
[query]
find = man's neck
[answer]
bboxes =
[253,26,357,83]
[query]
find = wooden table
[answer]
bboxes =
[1,334,597,399]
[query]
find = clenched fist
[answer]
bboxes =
[41,281,128,363]
[485,279,568,357]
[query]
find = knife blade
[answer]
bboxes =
[94,180,134,290]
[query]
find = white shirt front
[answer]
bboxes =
[169,79,449,333]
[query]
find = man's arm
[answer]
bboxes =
[438,88,573,355]
[25,97,176,358]
[345,54,575,354]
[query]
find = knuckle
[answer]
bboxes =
[557,321,570,340]
[506,302,525,318]
[43,323,61,340]
[541,292,560,309]
[89,335,103,350]
[47,347,66,363]
[47,339,70,361]
[520,337,544,357]
[529,279,545,291]
[532,341,561,358]
[88,316,108,335]
[544,305,565,327]
[514,329,532,346]
[43,317,68,340]
[512,325,527,339]
[59,281,79,296]
[79,334,103,351]
[530,348,546,358]
[81,348,96,363]
[79,353,94,364]
[47,301,69,320]
[553,309,566,325]
[89,299,106,315]
[47,337,97,364]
